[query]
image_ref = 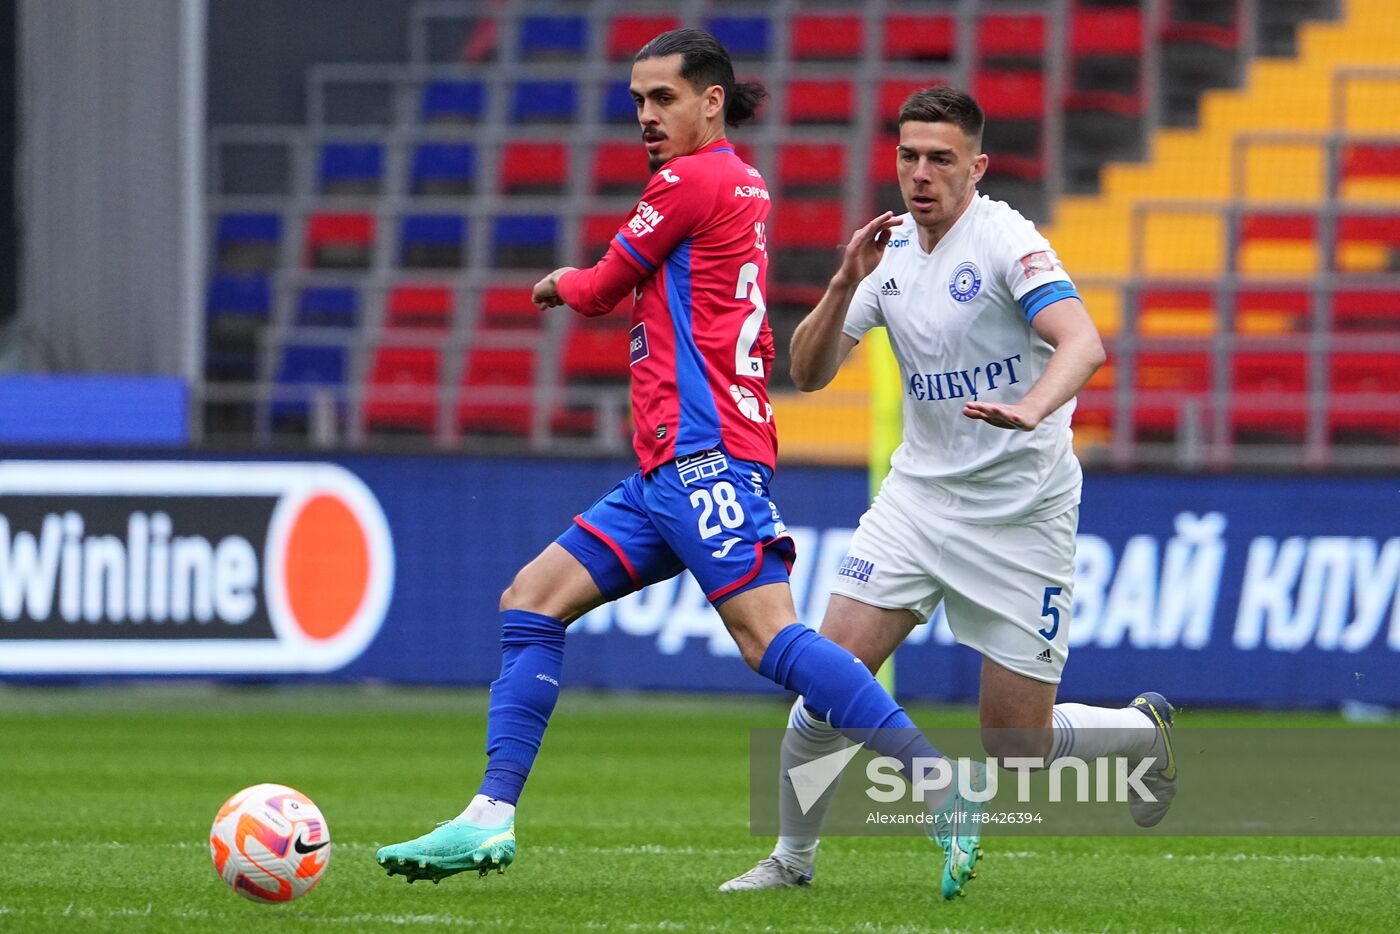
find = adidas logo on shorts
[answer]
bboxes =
[1036,648,1053,664]
[880,278,900,296]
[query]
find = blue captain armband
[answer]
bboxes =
[1019,280,1081,322]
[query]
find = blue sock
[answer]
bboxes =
[759,623,942,780]
[477,610,567,807]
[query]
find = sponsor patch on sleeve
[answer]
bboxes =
[1019,250,1057,279]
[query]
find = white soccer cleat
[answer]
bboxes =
[1128,692,1178,828]
[718,856,813,892]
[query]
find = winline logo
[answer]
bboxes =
[0,461,394,674]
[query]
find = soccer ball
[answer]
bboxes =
[209,783,331,903]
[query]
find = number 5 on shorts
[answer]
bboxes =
[1038,586,1063,640]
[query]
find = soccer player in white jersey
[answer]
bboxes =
[721,86,1177,898]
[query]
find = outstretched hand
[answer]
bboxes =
[834,211,902,287]
[962,401,1040,431]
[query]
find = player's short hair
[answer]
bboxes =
[635,27,767,127]
[898,86,985,149]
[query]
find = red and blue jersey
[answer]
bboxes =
[557,139,776,473]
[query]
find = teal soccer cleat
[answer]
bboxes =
[376,817,516,884]
[931,760,985,900]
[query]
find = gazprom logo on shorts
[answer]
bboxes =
[948,262,982,303]
[837,555,875,584]
[0,462,394,675]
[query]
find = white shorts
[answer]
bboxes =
[829,471,1077,683]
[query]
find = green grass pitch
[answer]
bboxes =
[2,686,1395,932]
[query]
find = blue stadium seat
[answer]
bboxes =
[215,212,281,270]
[603,80,636,123]
[410,142,477,194]
[295,285,359,328]
[518,15,588,58]
[492,215,558,268]
[421,80,488,122]
[271,344,348,426]
[511,80,578,122]
[318,142,383,193]
[705,17,771,58]
[399,214,468,269]
[205,274,272,380]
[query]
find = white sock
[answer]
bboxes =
[1050,703,1163,765]
[771,698,846,874]
[460,793,515,826]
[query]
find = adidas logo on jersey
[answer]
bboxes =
[1036,648,1053,664]
[880,278,900,296]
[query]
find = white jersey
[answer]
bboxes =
[843,194,1083,524]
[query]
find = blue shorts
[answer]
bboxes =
[557,449,796,607]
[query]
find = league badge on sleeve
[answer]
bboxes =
[948,262,982,303]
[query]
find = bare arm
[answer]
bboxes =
[962,297,1106,430]
[789,211,902,391]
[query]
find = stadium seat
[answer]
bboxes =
[608,15,680,60]
[603,80,638,123]
[879,79,937,131]
[1069,2,1144,57]
[771,200,844,249]
[1134,351,1211,438]
[581,213,622,261]
[1235,289,1310,335]
[410,142,477,195]
[978,13,1047,62]
[384,285,453,331]
[591,141,651,194]
[517,15,587,59]
[776,142,846,196]
[1137,286,1215,336]
[1065,2,1145,117]
[512,80,578,123]
[1231,351,1308,442]
[206,274,271,380]
[215,212,281,271]
[785,79,854,125]
[1340,142,1400,201]
[457,347,536,437]
[500,141,569,195]
[492,215,558,268]
[552,316,632,436]
[1332,288,1400,332]
[477,285,542,332]
[1237,212,1318,275]
[1328,351,1400,442]
[399,214,467,269]
[304,212,374,269]
[271,343,348,429]
[790,14,863,60]
[1335,214,1400,273]
[420,80,488,123]
[974,69,1047,121]
[295,285,359,329]
[883,14,954,62]
[318,142,383,195]
[363,346,442,435]
[705,17,770,59]
[1072,351,1116,443]
[1159,0,1241,50]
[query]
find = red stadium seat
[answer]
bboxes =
[978,14,1046,60]
[304,213,374,269]
[363,346,441,434]
[1236,289,1311,335]
[1134,351,1211,436]
[560,317,631,384]
[1069,4,1143,56]
[776,142,846,195]
[1328,352,1400,441]
[499,141,568,194]
[384,285,453,331]
[477,285,542,332]
[785,79,854,125]
[1241,213,1316,243]
[771,200,844,249]
[607,15,680,60]
[883,14,954,61]
[973,69,1047,120]
[456,348,535,437]
[1341,143,1400,181]
[1333,288,1400,332]
[1159,0,1240,50]
[790,14,863,60]
[878,79,938,130]
[581,213,622,261]
[1231,352,1308,441]
[591,141,651,194]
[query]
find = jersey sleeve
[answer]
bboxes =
[609,162,716,275]
[993,214,1080,323]
[841,272,885,341]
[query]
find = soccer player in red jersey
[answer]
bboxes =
[377,29,969,890]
